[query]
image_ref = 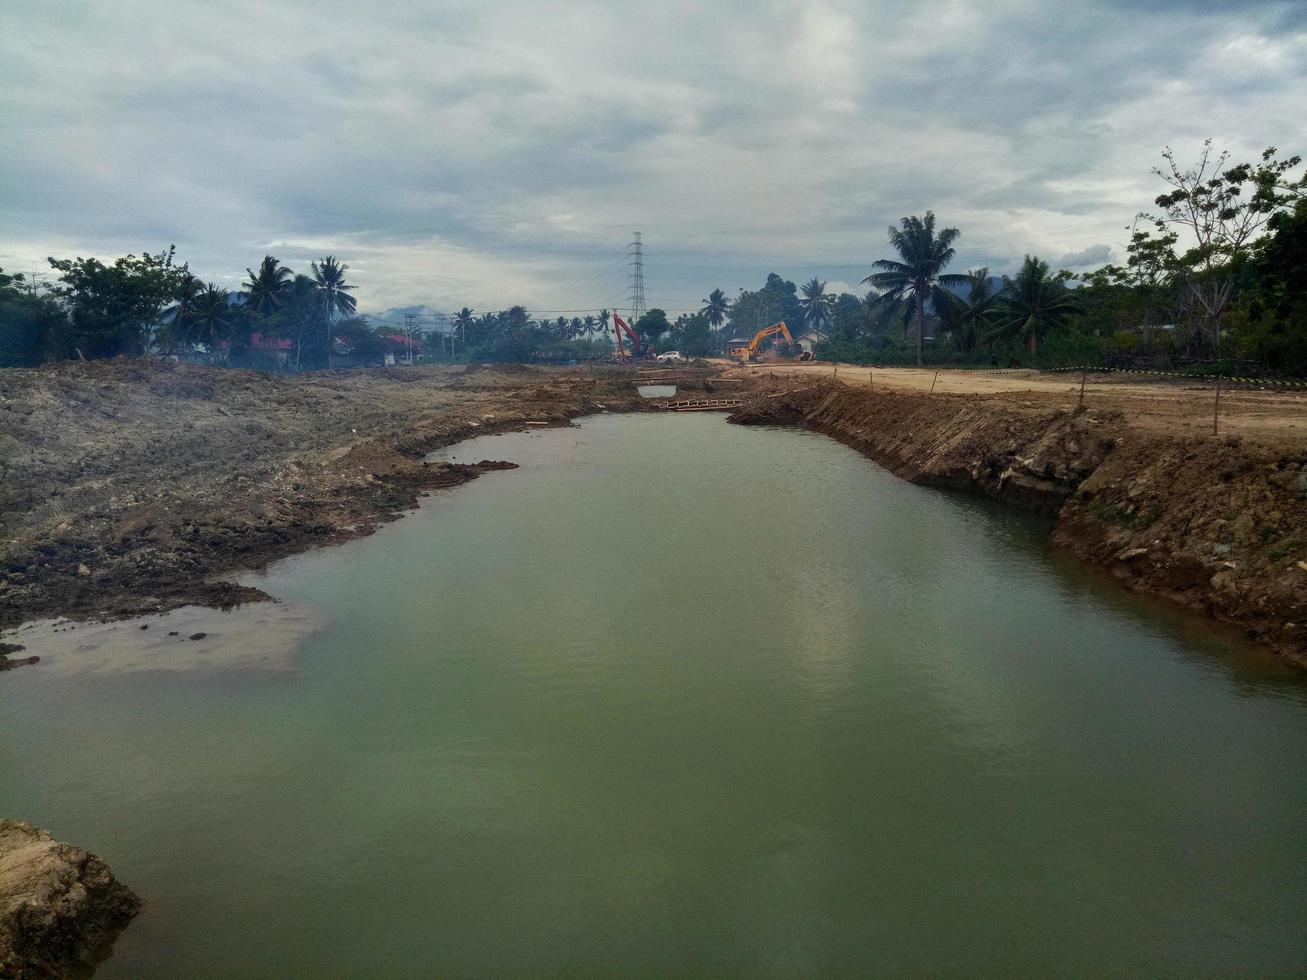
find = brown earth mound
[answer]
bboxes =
[0,360,648,630]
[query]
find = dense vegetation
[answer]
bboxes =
[806,144,1307,373]
[2,143,1303,373]
[0,250,376,371]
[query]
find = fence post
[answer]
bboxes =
[869,369,873,390]
[1078,368,1087,411]
[1213,372,1222,436]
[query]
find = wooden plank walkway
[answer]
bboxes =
[660,397,743,412]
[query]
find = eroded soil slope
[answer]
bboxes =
[4,361,1303,668]
[732,381,1307,666]
[0,360,647,632]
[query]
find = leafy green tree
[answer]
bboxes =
[829,292,866,343]
[863,212,967,366]
[799,277,832,331]
[332,316,385,360]
[761,274,805,331]
[728,289,770,339]
[48,247,189,358]
[243,255,293,317]
[990,256,1080,366]
[0,268,68,367]
[311,256,357,322]
[1136,142,1304,352]
[1231,198,1307,372]
[634,308,670,347]
[668,311,713,356]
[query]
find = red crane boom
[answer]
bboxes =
[611,312,648,359]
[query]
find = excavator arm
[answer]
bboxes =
[731,321,794,362]
[611,312,645,359]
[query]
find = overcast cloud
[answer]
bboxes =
[2,0,1305,317]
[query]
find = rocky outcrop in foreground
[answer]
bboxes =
[0,820,140,978]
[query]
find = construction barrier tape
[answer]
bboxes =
[1042,366,1307,389]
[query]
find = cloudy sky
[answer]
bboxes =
[2,1,1305,320]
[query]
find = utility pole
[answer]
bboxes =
[404,313,417,365]
[629,232,646,323]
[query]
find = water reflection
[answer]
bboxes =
[2,413,1305,977]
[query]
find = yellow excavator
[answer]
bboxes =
[730,321,797,363]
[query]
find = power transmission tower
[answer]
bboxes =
[628,231,646,322]
[404,313,417,365]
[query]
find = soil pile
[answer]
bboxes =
[0,820,140,978]
[1055,438,1307,666]
[732,381,1307,665]
[0,360,647,629]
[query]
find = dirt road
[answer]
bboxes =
[734,363,1307,445]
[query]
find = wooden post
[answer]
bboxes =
[1077,368,1087,411]
[930,370,939,395]
[1213,372,1222,436]
[833,365,838,379]
[869,369,873,390]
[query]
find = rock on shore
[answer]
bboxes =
[0,820,140,978]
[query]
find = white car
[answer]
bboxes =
[656,351,686,362]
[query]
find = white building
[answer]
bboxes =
[794,329,829,354]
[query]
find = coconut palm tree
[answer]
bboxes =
[583,314,596,337]
[191,284,233,357]
[701,288,729,330]
[243,255,293,317]
[453,307,474,343]
[165,272,205,350]
[863,212,967,367]
[989,256,1080,367]
[945,267,1001,353]
[799,278,832,332]
[311,256,357,322]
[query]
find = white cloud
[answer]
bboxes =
[1,0,1303,311]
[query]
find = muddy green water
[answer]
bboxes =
[3,414,1307,976]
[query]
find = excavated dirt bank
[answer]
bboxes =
[730,381,1307,667]
[3,361,1303,670]
[0,359,659,640]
